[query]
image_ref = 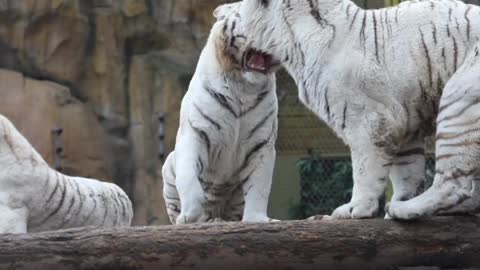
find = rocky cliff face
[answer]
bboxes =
[4,0,479,226]
[0,0,228,225]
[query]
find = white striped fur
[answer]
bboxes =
[0,114,133,233]
[162,3,278,224]
[239,0,480,219]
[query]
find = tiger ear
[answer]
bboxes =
[213,4,227,20]
[213,3,240,20]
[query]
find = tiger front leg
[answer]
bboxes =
[241,146,278,223]
[332,143,393,219]
[388,140,426,205]
[173,135,210,224]
[383,140,426,219]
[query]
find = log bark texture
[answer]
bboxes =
[0,217,479,270]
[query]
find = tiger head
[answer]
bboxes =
[212,2,280,76]
[238,0,341,70]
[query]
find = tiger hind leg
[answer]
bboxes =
[439,180,480,215]
[0,204,28,234]
[387,46,480,219]
[387,173,474,220]
[162,153,181,224]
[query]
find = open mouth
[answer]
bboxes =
[243,49,279,73]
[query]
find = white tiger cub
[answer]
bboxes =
[0,114,133,233]
[162,3,279,224]
[238,0,480,219]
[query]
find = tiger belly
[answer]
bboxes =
[199,173,245,222]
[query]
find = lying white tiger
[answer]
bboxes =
[162,3,279,224]
[238,0,480,219]
[0,114,133,233]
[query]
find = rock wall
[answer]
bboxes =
[3,0,479,226]
[0,0,228,225]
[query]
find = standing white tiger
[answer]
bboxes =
[0,114,133,233]
[237,0,480,219]
[162,3,279,224]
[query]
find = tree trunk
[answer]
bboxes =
[0,216,479,270]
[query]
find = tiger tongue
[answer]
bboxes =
[247,52,267,71]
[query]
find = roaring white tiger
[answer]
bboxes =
[236,0,480,219]
[162,3,279,224]
[0,114,133,233]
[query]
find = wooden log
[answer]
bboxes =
[0,216,479,270]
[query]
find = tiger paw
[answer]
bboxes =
[385,201,423,220]
[242,215,280,223]
[307,215,332,221]
[267,218,280,222]
[206,217,225,223]
[175,209,209,224]
[331,200,379,219]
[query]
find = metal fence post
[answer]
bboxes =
[51,127,63,172]
[158,113,166,162]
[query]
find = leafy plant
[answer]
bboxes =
[385,0,404,7]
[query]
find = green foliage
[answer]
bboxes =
[384,0,404,7]
[289,153,353,219]
[425,158,435,188]
[288,153,436,219]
